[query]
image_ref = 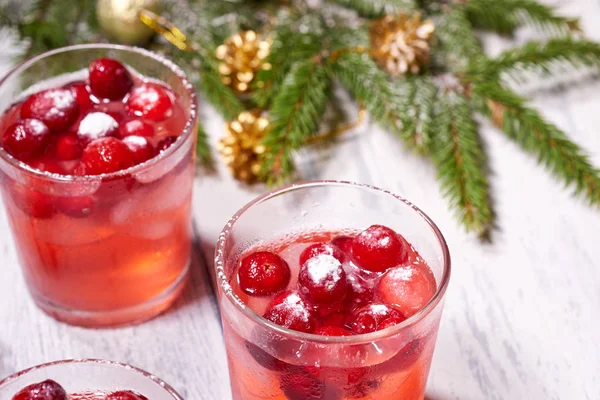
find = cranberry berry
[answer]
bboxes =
[280,372,335,400]
[68,82,95,111]
[11,379,67,400]
[330,235,354,254]
[2,119,51,161]
[10,183,55,219]
[106,391,149,400]
[77,112,119,145]
[263,291,317,333]
[88,58,133,101]
[156,136,178,153]
[237,251,290,296]
[120,119,154,138]
[122,136,155,165]
[378,264,437,318]
[298,254,347,304]
[57,196,95,218]
[315,326,353,336]
[20,89,79,132]
[351,225,407,272]
[348,303,405,334]
[299,242,344,266]
[29,157,64,174]
[82,137,134,175]
[52,133,83,161]
[126,82,174,121]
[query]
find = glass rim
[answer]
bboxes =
[0,358,184,399]
[215,180,452,344]
[0,43,198,182]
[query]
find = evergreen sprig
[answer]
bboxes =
[2,0,600,237]
[465,0,580,36]
[261,60,330,182]
[469,38,600,81]
[432,92,494,235]
[473,81,600,204]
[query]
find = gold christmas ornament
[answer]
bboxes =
[217,110,269,183]
[370,13,435,76]
[97,0,162,44]
[215,31,271,93]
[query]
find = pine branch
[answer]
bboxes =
[329,0,417,18]
[253,27,324,108]
[435,6,483,73]
[465,0,580,36]
[469,38,600,82]
[431,91,494,236]
[330,52,438,153]
[197,66,245,121]
[261,60,330,182]
[196,122,214,168]
[473,81,600,204]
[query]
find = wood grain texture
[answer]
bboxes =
[1,1,599,399]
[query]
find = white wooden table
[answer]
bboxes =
[1,2,599,399]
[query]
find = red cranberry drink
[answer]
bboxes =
[215,182,451,400]
[0,45,197,327]
[0,360,183,400]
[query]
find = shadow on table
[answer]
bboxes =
[163,231,220,318]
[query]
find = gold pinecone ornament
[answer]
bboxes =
[370,13,435,76]
[217,111,269,183]
[216,31,271,93]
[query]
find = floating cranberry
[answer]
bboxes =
[344,266,375,307]
[244,341,290,372]
[122,136,155,165]
[68,82,95,111]
[88,58,133,101]
[315,326,353,336]
[238,251,291,296]
[11,379,67,400]
[347,303,405,334]
[300,243,344,266]
[378,264,437,318]
[10,183,55,219]
[351,225,407,272]
[21,89,79,132]
[2,119,51,161]
[57,196,95,218]
[308,365,375,398]
[76,112,119,145]
[298,254,347,305]
[105,391,149,400]
[377,337,425,373]
[120,119,154,138]
[82,137,134,175]
[280,372,337,400]
[29,157,64,174]
[330,235,354,254]
[263,291,317,333]
[320,310,350,329]
[126,82,174,121]
[156,136,178,153]
[52,133,83,161]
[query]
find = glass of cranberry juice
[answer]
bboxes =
[215,181,451,400]
[0,45,197,327]
[0,359,183,399]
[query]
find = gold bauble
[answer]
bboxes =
[97,0,162,44]
[217,110,269,183]
[370,13,435,76]
[216,31,271,93]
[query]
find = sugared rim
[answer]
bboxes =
[0,359,184,399]
[215,180,452,344]
[0,43,198,182]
